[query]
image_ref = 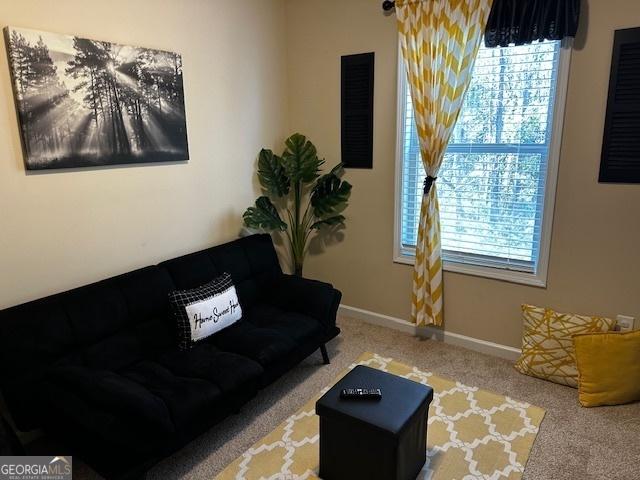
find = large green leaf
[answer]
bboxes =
[243,196,287,231]
[310,168,352,218]
[281,133,324,184]
[310,214,346,230]
[257,149,289,197]
[329,162,345,177]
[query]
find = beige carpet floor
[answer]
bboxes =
[58,316,640,479]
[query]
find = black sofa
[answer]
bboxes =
[0,234,341,477]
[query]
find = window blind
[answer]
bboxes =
[400,41,561,273]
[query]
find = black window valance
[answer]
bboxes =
[484,0,581,48]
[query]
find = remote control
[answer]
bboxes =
[340,388,382,400]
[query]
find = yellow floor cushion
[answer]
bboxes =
[574,330,640,407]
[514,304,616,387]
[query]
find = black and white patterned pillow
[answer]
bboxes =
[168,272,242,350]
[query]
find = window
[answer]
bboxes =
[395,40,570,286]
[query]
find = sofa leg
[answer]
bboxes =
[320,344,330,365]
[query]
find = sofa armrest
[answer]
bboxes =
[266,274,342,332]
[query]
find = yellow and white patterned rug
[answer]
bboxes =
[215,352,545,480]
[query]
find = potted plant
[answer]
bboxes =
[243,133,352,276]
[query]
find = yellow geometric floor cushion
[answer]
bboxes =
[574,330,640,407]
[514,304,616,388]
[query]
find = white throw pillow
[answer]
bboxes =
[168,272,242,350]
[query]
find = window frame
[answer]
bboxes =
[393,39,572,287]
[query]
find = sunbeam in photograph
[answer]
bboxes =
[4,26,189,170]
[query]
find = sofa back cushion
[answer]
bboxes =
[83,267,177,368]
[160,234,281,310]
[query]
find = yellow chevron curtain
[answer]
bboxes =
[397,0,492,326]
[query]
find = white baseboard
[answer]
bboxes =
[338,304,521,361]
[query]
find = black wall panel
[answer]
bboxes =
[341,52,374,169]
[600,27,640,183]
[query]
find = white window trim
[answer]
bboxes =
[393,39,572,288]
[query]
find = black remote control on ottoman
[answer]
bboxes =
[340,388,382,400]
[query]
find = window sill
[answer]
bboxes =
[393,251,547,288]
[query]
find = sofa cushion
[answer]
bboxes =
[42,378,169,458]
[45,345,264,455]
[83,330,144,370]
[264,274,341,331]
[121,360,223,436]
[158,343,263,396]
[161,251,220,291]
[115,266,176,325]
[60,266,177,372]
[210,241,257,307]
[161,235,282,311]
[208,303,324,371]
[69,267,176,371]
[209,241,252,282]
[47,365,174,435]
[247,303,324,346]
[62,282,129,346]
[210,320,298,368]
[240,234,282,279]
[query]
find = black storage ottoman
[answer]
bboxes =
[316,365,434,480]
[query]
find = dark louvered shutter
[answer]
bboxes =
[600,27,640,183]
[341,52,374,169]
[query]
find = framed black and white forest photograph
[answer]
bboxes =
[4,26,189,170]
